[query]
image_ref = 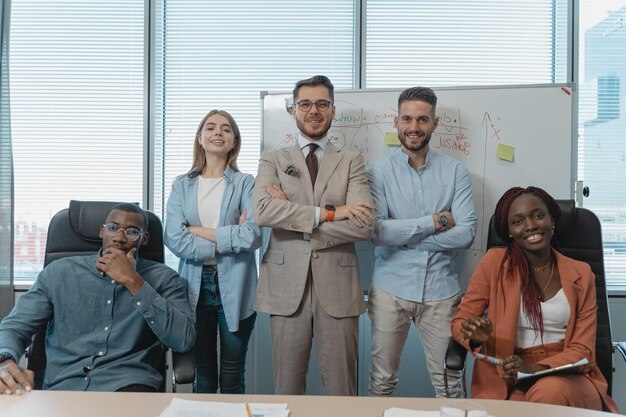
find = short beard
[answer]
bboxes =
[399,131,431,153]
[296,118,332,141]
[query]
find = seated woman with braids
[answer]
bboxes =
[451,186,619,412]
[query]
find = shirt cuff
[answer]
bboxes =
[419,215,437,236]
[314,207,320,228]
[0,350,18,364]
[215,225,233,253]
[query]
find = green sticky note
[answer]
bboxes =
[384,132,400,146]
[496,144,515,162]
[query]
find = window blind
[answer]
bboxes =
[10,0,144,281]
[364,0,568,87]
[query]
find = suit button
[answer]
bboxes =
[289,224,301,230]
[312,253,319,259]
[326,241,334,247]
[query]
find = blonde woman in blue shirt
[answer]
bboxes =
[165,110,261,393]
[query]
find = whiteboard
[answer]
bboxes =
[261,84,576,289]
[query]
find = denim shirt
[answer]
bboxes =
[0,253,195,391]
[367,148,477,302]
[164,166,261,332]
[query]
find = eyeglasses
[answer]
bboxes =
[101,223,143,241]
[295,99,333,112]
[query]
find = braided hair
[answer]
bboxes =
[493,186,561,336]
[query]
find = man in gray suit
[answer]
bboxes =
[253,75,374,396]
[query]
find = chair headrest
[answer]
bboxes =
[555,199,576,237]
[69,200,139,241]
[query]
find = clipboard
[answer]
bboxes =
[517,358,589,380]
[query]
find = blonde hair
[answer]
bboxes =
[186,110,241,177]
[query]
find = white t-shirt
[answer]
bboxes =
[516,288,570,348]
[197,176,225,265]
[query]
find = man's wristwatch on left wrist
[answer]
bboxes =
[438,213,448,230]
[0,352,16,364]
[325,204,336,222]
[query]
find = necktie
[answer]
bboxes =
[305,143,319,187]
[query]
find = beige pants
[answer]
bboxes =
[270,275,359,396]
[368,283,462,397]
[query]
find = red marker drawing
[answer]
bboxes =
[561,87,571,96]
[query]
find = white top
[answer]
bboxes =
[516,288,570,348]
[197,176,225,265]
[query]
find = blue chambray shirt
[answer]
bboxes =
[164,166,261,332]
[367,148,477,302]
[0,253,195,391]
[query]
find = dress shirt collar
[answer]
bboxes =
[298,134,329,154]
[394,146,432,171]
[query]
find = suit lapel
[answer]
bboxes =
[314,142,344,203]
[555,251,582,344]
[494,256,521,363]
[284,144,314,205]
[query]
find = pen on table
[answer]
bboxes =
[245,403,252,417]
[473,352,503,365]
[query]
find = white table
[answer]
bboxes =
[0,391,621,417]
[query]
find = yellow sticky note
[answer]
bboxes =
[384,132,400,146]
[496,144,515,162]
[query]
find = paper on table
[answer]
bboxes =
[517,357,589,380]
[249,403,290,417]
[384,409,494,417]
[383,408,440,417]
[158,398,247,417]
[158,398,290,417]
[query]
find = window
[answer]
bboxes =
[152,0,357,267]
[10,0,144,281]
[598,76,620,121]
[578,1,626,289]
[364,0,568,87]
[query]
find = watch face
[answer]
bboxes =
[325,204,336,211]
[439,214,448,228]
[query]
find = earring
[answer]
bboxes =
[509,234,512,238]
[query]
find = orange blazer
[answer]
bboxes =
[451,247,618,413]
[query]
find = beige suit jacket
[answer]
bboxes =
[252,142,373,318]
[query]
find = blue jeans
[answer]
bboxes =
[194,265,256,393]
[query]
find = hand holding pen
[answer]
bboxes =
[460,316,493,344]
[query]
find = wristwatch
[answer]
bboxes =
[438,213,449,230]
[0,352,16,364]
[325,204,336,222]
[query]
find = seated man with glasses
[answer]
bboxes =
[0,203,196,394]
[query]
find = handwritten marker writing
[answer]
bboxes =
[561,87,571,96]
[474,352,503,365]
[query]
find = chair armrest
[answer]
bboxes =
[614,342,626,363]
[171,350,196,385]
[445,339,468,371]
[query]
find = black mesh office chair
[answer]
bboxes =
[444,200,626,397]
[27,200,196,392]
